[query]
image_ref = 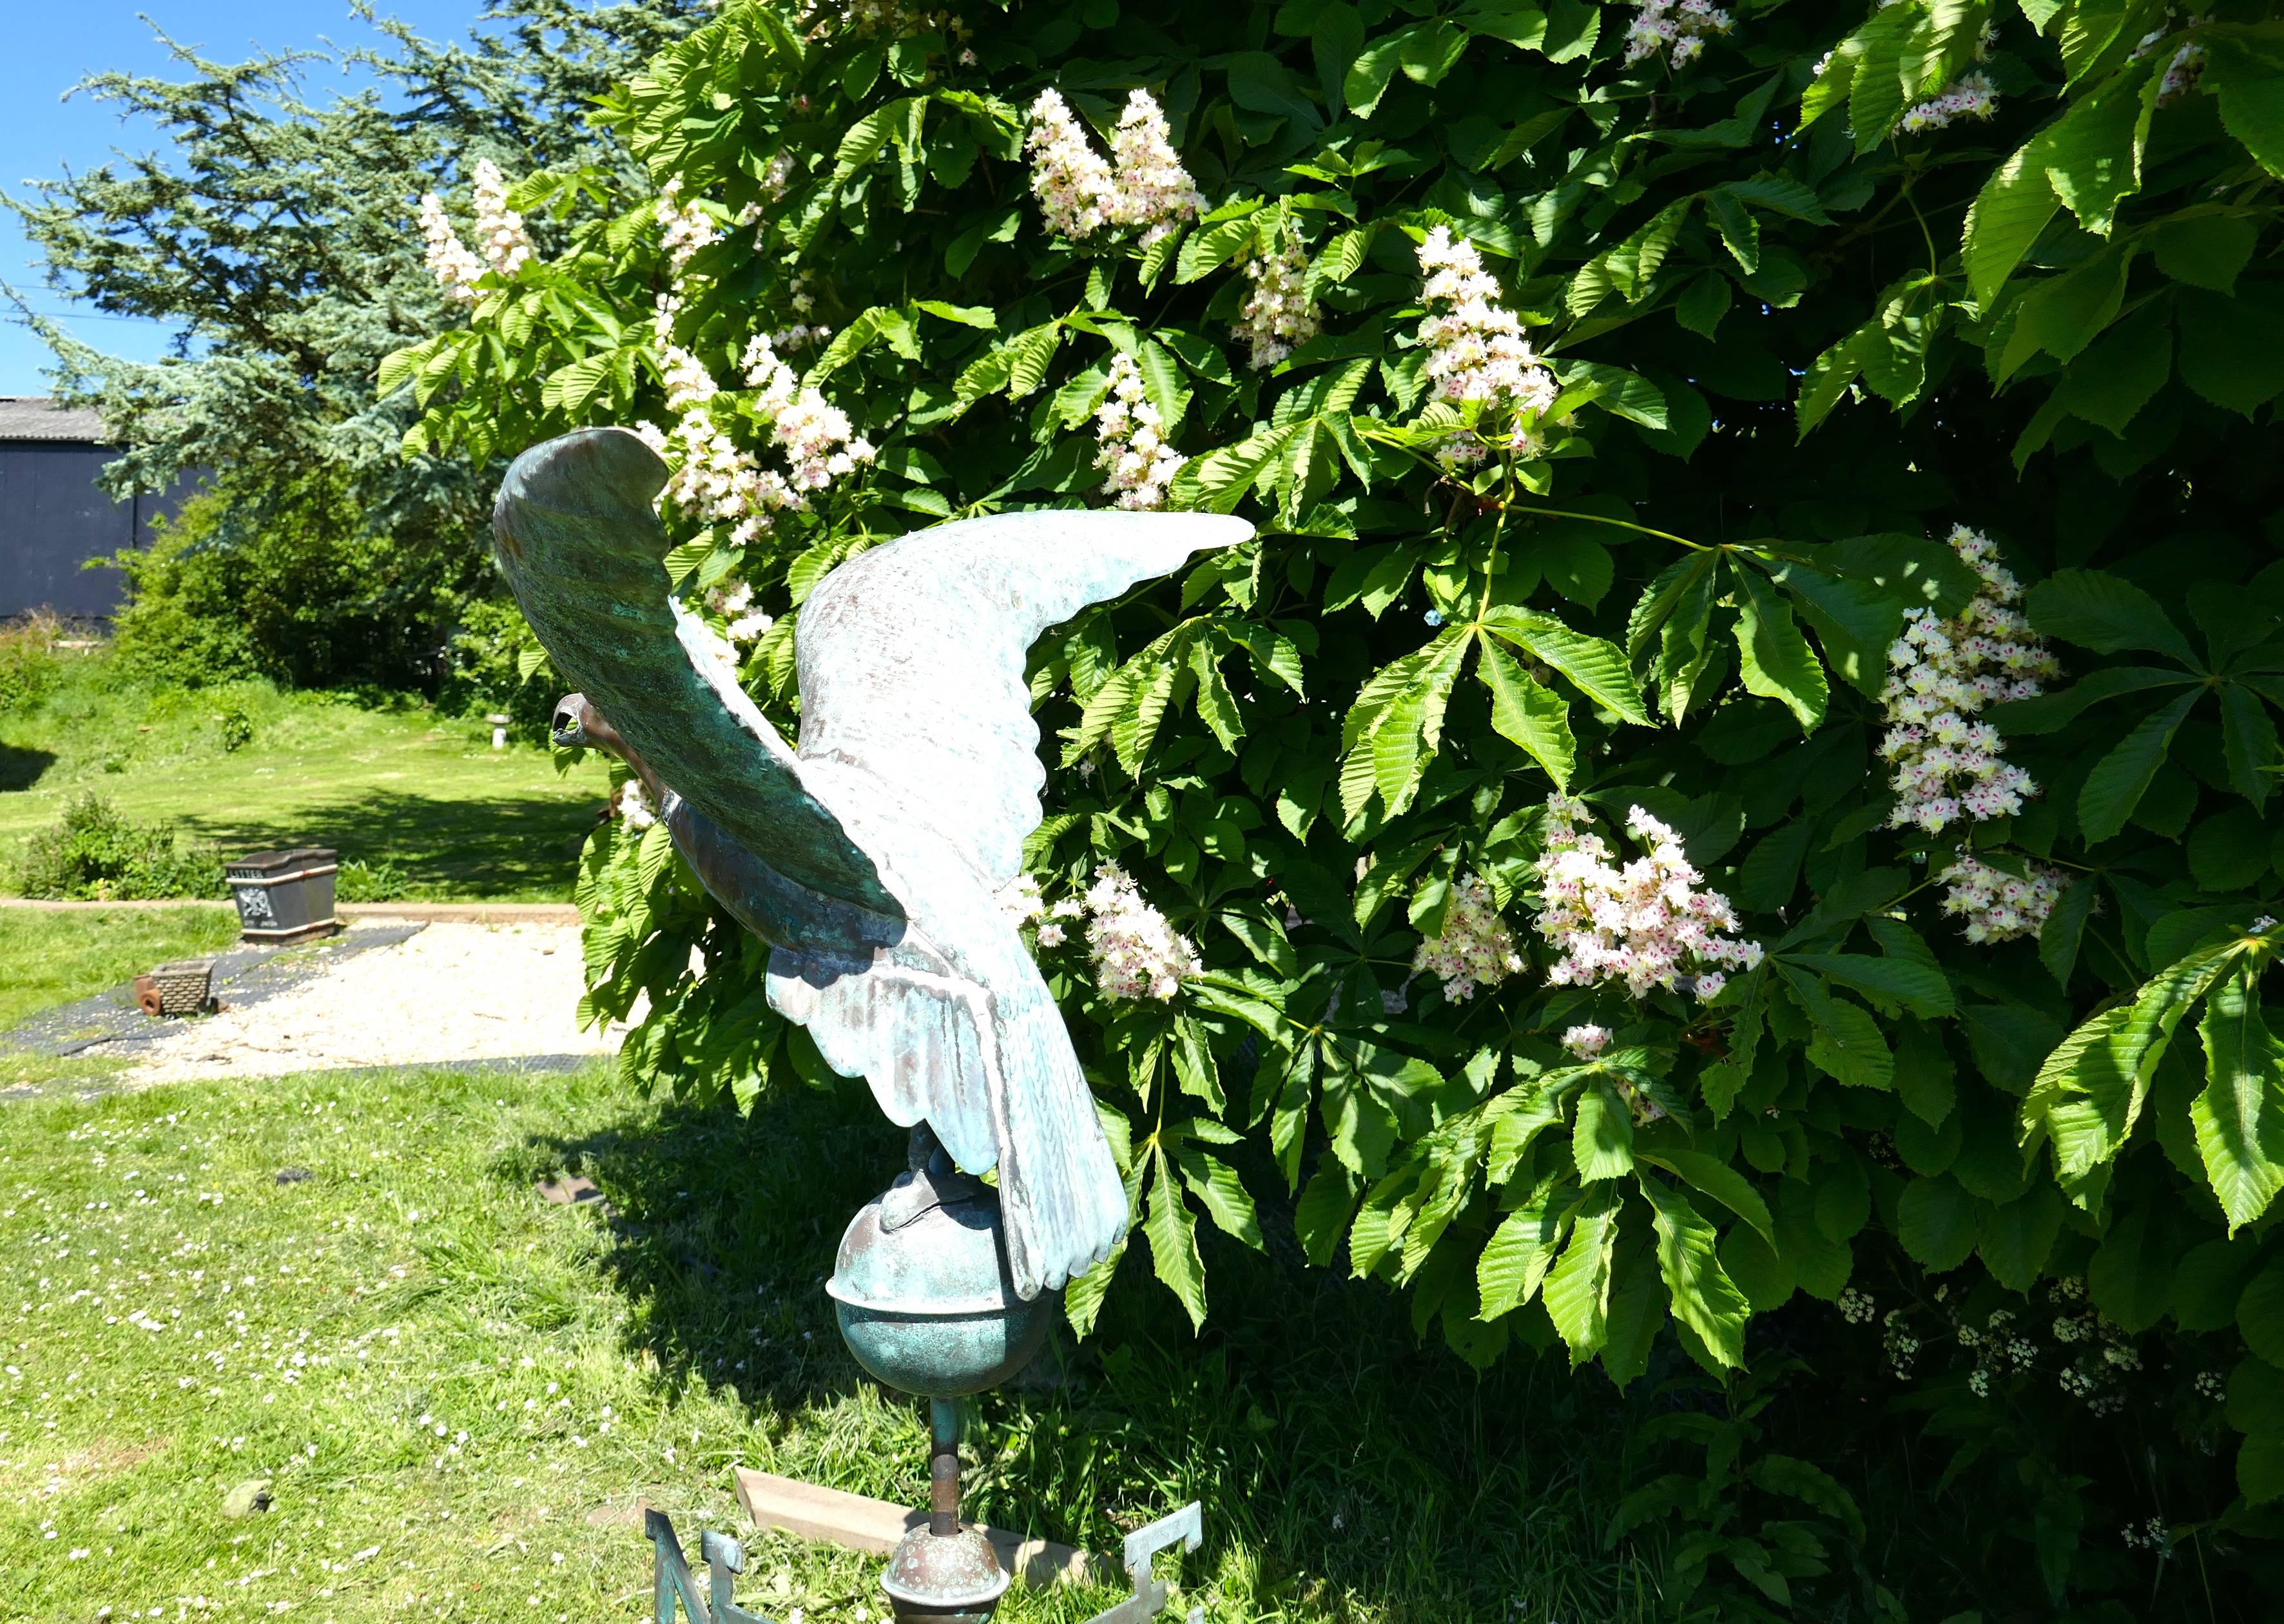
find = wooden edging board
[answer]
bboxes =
[0,900,578,924]
[731,1466,1099,1588]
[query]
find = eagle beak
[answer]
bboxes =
[550,693,595,750]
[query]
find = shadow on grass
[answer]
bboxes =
[0,744,55,793]
[523,1081,1667,1624]
[176,785,602,898]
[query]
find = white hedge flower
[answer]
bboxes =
[470,159,534,278]
[1879,524,2058,835]
[1024,88,1201,245]
[1561,1023,1612,1061]
[1534,795,1761,1001]
[1622,0,1733,68]
[1235,235,1319,370]
[1937,853,2065,944]
[1024,89,1119,240]
[1412,873,1524,1001]
[418,194,485,302]
[1084,864,1201,1000]
[1094,352,1185,510]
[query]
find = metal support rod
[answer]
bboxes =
[929,1398,960,1538]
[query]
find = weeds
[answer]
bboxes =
[14,793,224,901]
[0,612,66,716]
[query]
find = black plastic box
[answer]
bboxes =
[227,848,340,944]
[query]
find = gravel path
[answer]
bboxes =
[126,920,621,1085]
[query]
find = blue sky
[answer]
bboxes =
[1,3,482,396]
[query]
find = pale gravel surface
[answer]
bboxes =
[128,921,622,1085]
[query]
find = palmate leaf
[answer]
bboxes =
[2078,690,2200,843]
[1640,1176,1748,1368]
[1638,1148,1774,1241]
[2025,569,2200,665]
[1141,1149,1210,1331]
[1063,1239,1127,1339]
[2193,960,2284,1233]
[1779,966,1894,1090]
[1172,1144,1265,1249]
[2204,26,2284,181]
[1625,552,1725,723]
[1573,1081,1635,1181]
[1480,605,1649,722]
[1765,557,1906,697]
[1477,1184,1571,1318]
[1476,638,1576,786]
[1783,952,1955,1019]
[2026,938,2243,1195]
[1339,627,1469,818]
[1990,665,2196,734]
[1542,1190,1620,1364]
[2221,683,2281,810]
[1732,566,1828,731]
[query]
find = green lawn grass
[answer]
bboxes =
[0,905,240,1032]
[0,658,609,901]
[0,1062,1664,1623]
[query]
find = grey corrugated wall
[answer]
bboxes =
[0,442,202,618]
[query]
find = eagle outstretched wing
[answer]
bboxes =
[492,427,896,922]
[792,510,1252,884]
[772,506,1248,1295]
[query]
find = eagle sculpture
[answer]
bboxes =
[492,427,1251,1301]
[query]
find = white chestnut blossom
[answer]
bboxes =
[1024,88,1201,245]
[1411,873,1524,1001]
[1534,795,1762,1001]
[742,333,878,493]
[706,581,774,647]
[686,615,744,677]
[1562,1023,1612,1061]
[1084,864,1201,1000]
[1879,524,2058,835]
[656,179,722,274]
[1622,0,1734,68]
[1235,235,1319,370]
[1094,352,1184,510]
[1414,226,1558,464]
[1105,90,1205,244]
[2160,42,2207,102]
[470,159,534,279]
[418,193,486,302]
[616,777,658,831]
[1024,89,1119,240]
[1899,70,1999,133]
[771,324,833,352]
[994,878,1084,948]
[1937,854,2066,944]
[997,874,1045,929]
[640,322,876,546]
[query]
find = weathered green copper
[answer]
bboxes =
[496,429,1214,1624]
[496,427,1251,1302]
[646,1509,771,1624]
[827,1130,1055,1400]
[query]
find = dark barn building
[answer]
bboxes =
[0,397,200,619]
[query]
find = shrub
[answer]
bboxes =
[395,3,2284,1616]
[110,470,476,693]
[215,702,255,753]
[15,793,224,901]
[0,611,67,715]
[436,597,560,741]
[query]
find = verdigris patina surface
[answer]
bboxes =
[490,425,1250,1300]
